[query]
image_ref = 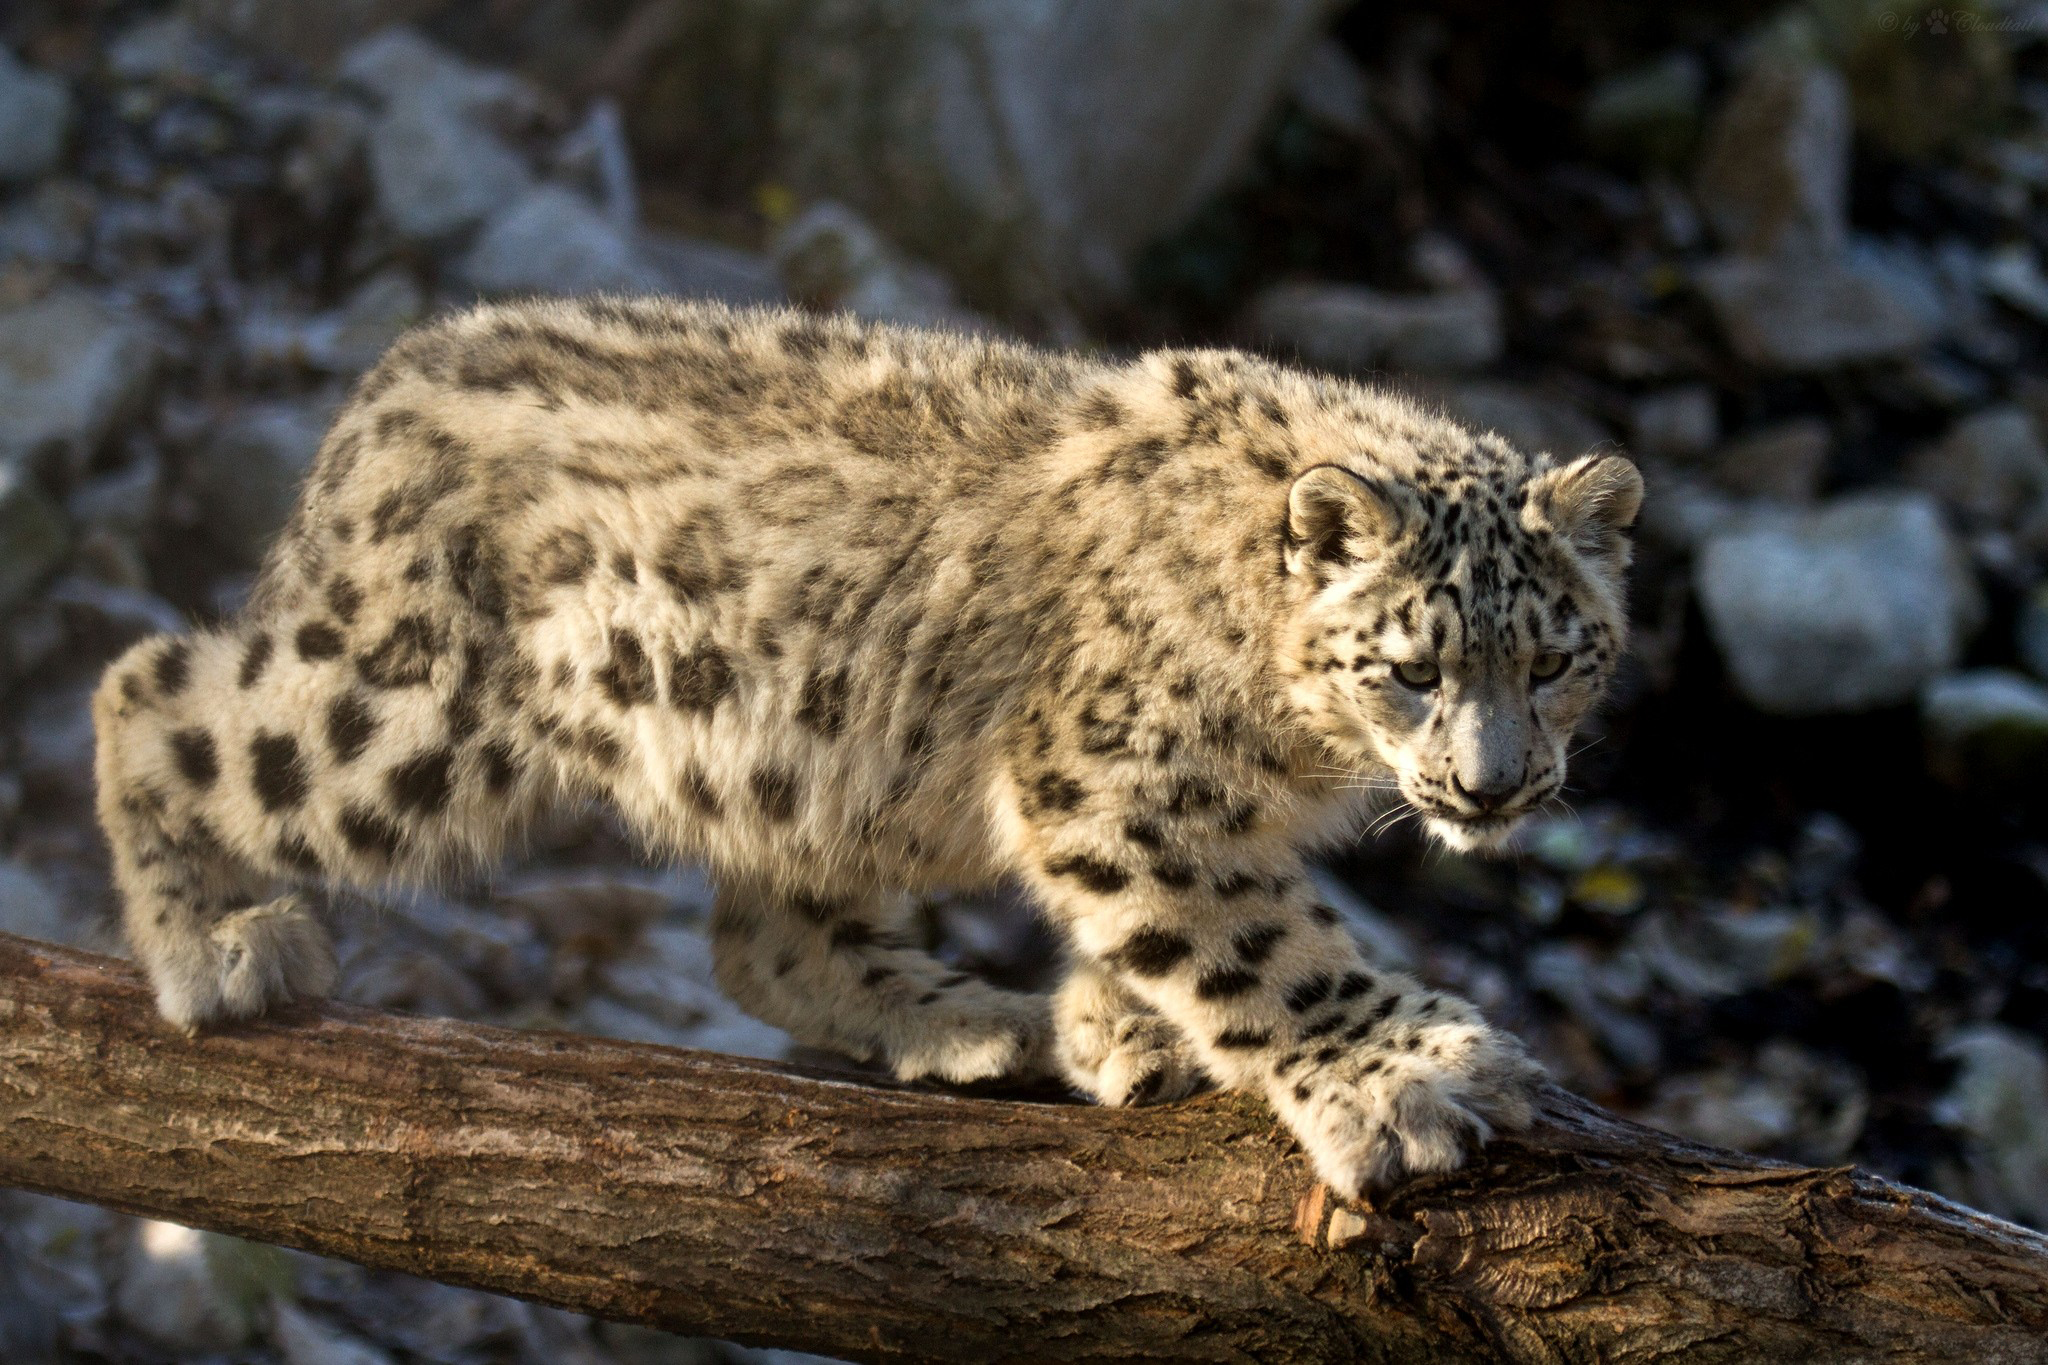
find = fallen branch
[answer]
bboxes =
[2,932,2045,1362]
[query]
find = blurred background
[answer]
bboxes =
[4,0,2048,1360]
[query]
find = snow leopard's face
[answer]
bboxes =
[1281,451,1642,853]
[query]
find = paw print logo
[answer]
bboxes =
[1927,7,1950,33]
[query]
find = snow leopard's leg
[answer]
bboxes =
[709,880,1051,1084]
[1004,745,1545,1199]
[1051,959,1207,1105]
[94,623,548,1032]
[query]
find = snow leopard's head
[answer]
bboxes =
[1280,443,1641,853]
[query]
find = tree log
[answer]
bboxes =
[3,931,2046,1362]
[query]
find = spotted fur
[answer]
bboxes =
[93,298,1640,1198]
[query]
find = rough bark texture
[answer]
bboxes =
[3,931,2047,1363]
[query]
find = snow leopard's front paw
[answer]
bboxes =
[1057,1010,1207,1107]
[1275,1004,1544,1201]
[888,985,1052,1085]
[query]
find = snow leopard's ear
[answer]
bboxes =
[1285,465,1407,577]
[1521,453,1643,567]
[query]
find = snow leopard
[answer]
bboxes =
[93,297,1642,1199]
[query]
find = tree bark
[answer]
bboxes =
[2,931,2045,1363]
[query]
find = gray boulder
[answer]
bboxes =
[1695,242,1945,371]
[1920,669,2048,792]
[188,397,335,564]
[458,185,659,296]
[0,44,71,183]
[1245,279,1502,374]
[0,289,157,477]
[0,464,70,617]
[768,0,1341,316]
[1904,405,2048,532]
[1711,418,1831,503]
[1695,492,1978,714]
[641,233,786,308]
[1439,382,1610,460]
[337,28,540,123]
[1936,1025,2048,1227]
[1629,384,1718,461]
[774,202,986,331]
[1693,60,1851,258]
[2019,584,2048,682]
[366,93,533,242]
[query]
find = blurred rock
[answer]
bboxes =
[767,0,1339,315]
[1440,381,1609,459]
[188,396,335,563]
[598,1321,723,1365]
[1288,38,1374,140]
[0,858,77,946]
[1904,405,2048,532]
[641,233,786,308]
[1694,60,1850,258]
[337,27,540,123]
[2019,584,2048,682]
[1526,941,1662,1075]
[1936,1024,2048,1226]
[1695,243,1944,371]
[1978,242,2048,325]
[1245,279,1502,374]
[314,268,424,374]
[47,575,186,657]
[116,1222,290,1353]
[0,45,72,183]
[1711,418,1830,502]
[1582,52,1704,171]
[1633,904,1822,997]
[1629,384,1718,461]
[774,202,984,331]
[1695,493,1977,713]
[361,57,533,242]
[2,1192,115,1345]
[270,1296,397,1365]
[14,681,95,799]
[0,288,157,477]
[186,0,449,67]
[1640,1039,1865,1162]
[459,185,658,297]
[66,448,162,536]
[1921,669,2048,793]
[0,464,70,617]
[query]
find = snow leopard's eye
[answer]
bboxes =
[1531,651,1570,683]
[1394,659,1440,690]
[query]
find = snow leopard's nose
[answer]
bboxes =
[1450,772,1519,813]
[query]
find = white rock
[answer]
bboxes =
[0,288,157,476]
[1920,669,2048,790]
[0,45,71,183]
[366,93,532,242]
[1695,242,1945,371]
[459,185,660,296]
[1695,492,1979,714]
[1693,60,1851,257]
[1245,279,1501,373]
[1936,1025,2048,1226]
[0,463,69,617]
[1978,242,2048,324]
